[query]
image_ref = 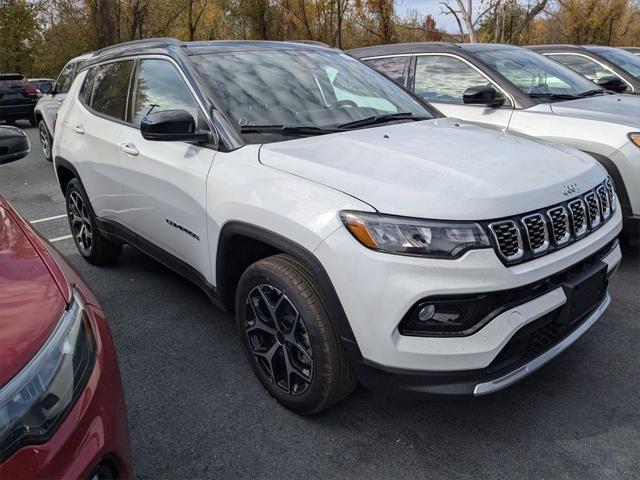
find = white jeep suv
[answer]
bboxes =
[53,39,622,414]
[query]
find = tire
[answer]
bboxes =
[65,178,122,265]
[38,120,52,161]
[236,254,357,414]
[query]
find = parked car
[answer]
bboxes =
[0,125,30,164]
[0,74,38,126]
[0,157,132,478]
[528,45,640,94]
[28,77,55,94]
[350,42,640,242]
[622,47,640,56]
[53,38,622,414]
[35,53,93,161]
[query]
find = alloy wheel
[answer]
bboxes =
[67,190,93,255]
[39,123,49,158]
[244,284,314,395]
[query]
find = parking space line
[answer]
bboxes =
[49,234,73,243]
[31,214,67,224]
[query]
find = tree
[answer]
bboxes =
[0,0,39,74]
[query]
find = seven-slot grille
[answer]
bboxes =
[488,178,616,264]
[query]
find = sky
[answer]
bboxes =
[396,0,473,33]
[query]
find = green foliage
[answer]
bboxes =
[0,0,39,75]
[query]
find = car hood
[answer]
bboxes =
[550,94,640,128]
[0,204,65,387]
[259,118,605,220]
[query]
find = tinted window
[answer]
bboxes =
[56,62,77,94]
[90,61,134,120]
[414,55,491,103]
[365,57,408,85]
[591,48,640,79]
[130,59,201,127]
[79,68,96,105]
[475,48,601,99]
[546,54,619,82]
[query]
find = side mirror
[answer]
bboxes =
[140,110,209,142]
[0,127,30,165]
[596,76,627,93]
[39,82,53,94]
[463,85,505,107]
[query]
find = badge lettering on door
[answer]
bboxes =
[166,219,200,241]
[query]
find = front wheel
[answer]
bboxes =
[38,120,52,161]
[236,254,357,414]
[65,178,122,265]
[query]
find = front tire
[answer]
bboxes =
[38,120,52,161]
[236,254,357,414]
[65,178,122,265]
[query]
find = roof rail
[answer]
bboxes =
[94,37,182,57]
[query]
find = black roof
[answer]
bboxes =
[348,42,520,58]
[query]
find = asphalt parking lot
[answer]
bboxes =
[2,122,639,479]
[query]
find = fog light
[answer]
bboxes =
[418,304,436,322]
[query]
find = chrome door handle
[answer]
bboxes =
[72,124,85,134]
[119,142,139,156]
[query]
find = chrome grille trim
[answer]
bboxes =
[546,206,571,247]
[489,221,524,261]
[486,180,616,265]
[521,214,549,254]
[568,199,587,237]
[584,192,602,229]
[597,185,611,220]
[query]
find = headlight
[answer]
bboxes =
[341,211,490,258]
[0,292,96,462]
[629,132,640,148]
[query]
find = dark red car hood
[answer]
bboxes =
[0,200,66,387]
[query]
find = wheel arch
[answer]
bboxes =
[216,221,362,359]
[53,156,80,195]
[583,150,632,218]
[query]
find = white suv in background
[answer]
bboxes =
[350,43,640,243]
[53,39,622,414]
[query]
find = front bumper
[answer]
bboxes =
[316,207,622,383]
[0,297,132,479]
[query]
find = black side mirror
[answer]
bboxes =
[0,128,30,165]
[595,76,627,93]
[39,82,53,94]
[140,110,209,142]
[463,85,505,107]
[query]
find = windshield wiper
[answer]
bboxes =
[528,93,580,100]
[240,125,343,136]
[578,89,605,97]
[337,112,430,129]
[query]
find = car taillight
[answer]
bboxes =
[24,86,39,97]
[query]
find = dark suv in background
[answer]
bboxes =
[0,74,38,126]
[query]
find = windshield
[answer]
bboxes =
[190,49,436,141]
[475,48,602,100]
[594,48,640,79]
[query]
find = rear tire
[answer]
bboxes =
[65,178,122,265]
[236,254,357,415]
[38,120,52,161]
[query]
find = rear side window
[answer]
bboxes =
[55,63,77,94]
[364,57,408,85]
[129,59,201,127]
[90,61,134,120]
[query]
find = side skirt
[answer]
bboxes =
[95,218,226,311]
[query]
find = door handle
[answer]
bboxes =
[72,124,85,134]
[119,142,139,156]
